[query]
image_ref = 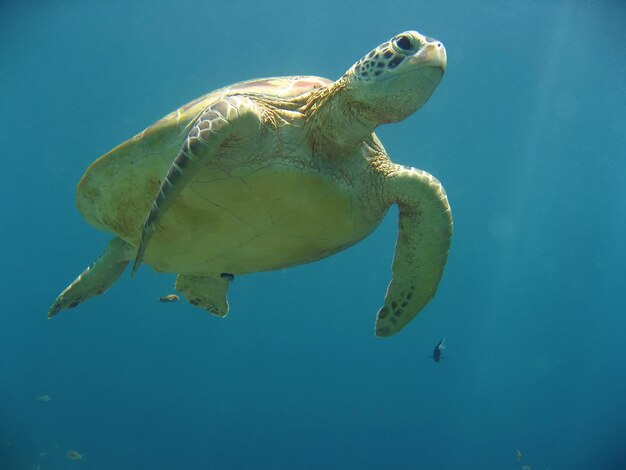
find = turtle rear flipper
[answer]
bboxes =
[175,273,234,317]
[48,237,133,318]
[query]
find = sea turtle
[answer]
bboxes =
[48,30,452,337]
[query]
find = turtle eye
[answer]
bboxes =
[392,35,419,54]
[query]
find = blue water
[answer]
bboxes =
[2,1,625,469]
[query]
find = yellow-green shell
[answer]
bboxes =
[77,76,386,276]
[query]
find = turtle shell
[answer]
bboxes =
[76,76,383,275]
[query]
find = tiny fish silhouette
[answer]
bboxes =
[36,394,52,402]
[66,450,84,460]
[159,294,179,303]
[432,337,446,362]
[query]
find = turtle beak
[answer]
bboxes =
[409,40,446,74]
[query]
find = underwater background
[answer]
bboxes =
[2,0,625,469]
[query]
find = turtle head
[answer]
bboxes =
[343,31,446,124]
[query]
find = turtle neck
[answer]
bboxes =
[302,79,379,159]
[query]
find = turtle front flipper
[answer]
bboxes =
[375,166,453,337]
[175,273,234,317]
[48,237,134,318]
[132,96,262,275]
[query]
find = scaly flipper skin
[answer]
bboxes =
[375,165,453,337]
[175,273,233,317]
[48,237,134,318]
[131,96,261,274]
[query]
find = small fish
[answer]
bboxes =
[432,337,446,362]
[66,450,84,460]
[159,294,179,303]
[516,449,522,462]
[521,466,532,470]
[36,394,52,402]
